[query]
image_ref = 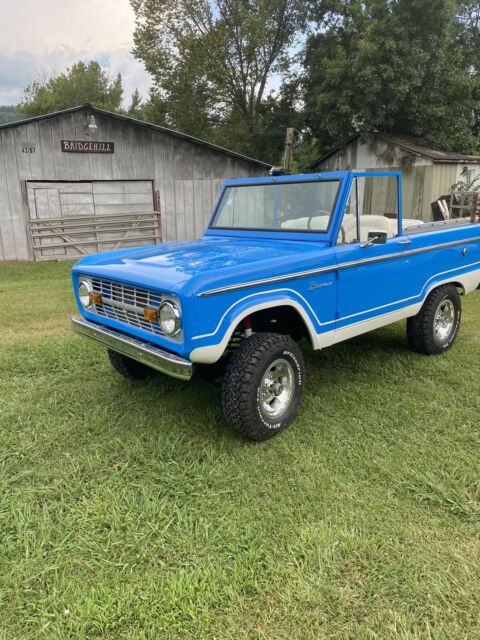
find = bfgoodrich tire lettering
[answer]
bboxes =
[407,284,461,355]
[221,333,305,441]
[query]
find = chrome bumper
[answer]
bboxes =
[71,316,193,381]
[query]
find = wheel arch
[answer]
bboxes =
[190,295,319,364]
[450,280,466,295]
[234,303,315,345]
[423,272,480,301]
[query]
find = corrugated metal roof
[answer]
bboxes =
[0,103,271,168]
[309,133,480,169]
[377,133,480,163]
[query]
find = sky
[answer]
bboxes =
[0,0,152,106]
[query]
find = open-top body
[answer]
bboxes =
[72,171,480,439]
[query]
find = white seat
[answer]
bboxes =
[386,218,399,237]
[386,217,425,236]
[309,214,330,230]
[285,214,424,239]
[281,217,308,230]
[358,215,390,242]
[358,215,424,240]
[338,214,390,243]
[281,214,330,231]
[339,213,357,243]
[340,214,395,243]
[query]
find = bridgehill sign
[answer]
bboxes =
[61,140,114,153]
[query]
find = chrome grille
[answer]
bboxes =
[90,277,165,336]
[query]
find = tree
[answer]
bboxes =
[131,0,307,156]
[457,0,480,137]
[19,61,123,117]
[302,0,479,155]
[251,81,307,164]
[0,106,22,125]
[126,88,145,119]
[452,165,480,191]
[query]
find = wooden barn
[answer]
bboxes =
[0,104,269,261]
[309,133,480,221]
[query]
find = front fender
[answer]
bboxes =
[189,288,321,364]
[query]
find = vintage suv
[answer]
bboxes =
[72,171,480,440]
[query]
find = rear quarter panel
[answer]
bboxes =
[405,224,480,300]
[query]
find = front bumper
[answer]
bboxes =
[71,316,193,381]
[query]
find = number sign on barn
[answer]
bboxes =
[61,140,114,153]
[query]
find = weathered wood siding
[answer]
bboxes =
[313,138,480,221]
[0,110,263,260]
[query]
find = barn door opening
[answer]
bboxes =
[26,180,160,261]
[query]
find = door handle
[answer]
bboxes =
[396,239,412,246]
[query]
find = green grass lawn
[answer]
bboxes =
[0,262,479,639]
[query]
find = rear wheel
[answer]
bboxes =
[222,333,305,441]
[107,349,155,380]
[407,284,461,355]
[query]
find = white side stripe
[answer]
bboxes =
[192,261,480,341]
[192,288,329,340]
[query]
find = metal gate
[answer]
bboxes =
[26,180,161,261]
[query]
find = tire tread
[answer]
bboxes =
[222,332,304,441]
[407,284,461,355]
[107,349,155,380]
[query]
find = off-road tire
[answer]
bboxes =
[107,349,155,380]
[407,284,461,355]
[222,333,305,441]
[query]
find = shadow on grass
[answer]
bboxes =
[94,324,412,445]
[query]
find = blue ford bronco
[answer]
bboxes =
[72,171,480,440]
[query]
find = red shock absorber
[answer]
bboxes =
[243,316,252,338]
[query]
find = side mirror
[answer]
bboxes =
[360,230,388,248]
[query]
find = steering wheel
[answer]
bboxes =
[339,223,346,244]
[306,209,332,230]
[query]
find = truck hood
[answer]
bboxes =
[72,236,330,294]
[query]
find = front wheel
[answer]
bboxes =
[407,284,461,355]
[107,349,155,380]
[221,333,305,441]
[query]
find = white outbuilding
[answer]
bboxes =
[309,133,480,221]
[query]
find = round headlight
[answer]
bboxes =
[78,280,93,309]
[159,301,181,336]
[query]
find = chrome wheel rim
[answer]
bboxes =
[433,299,455,342]
[259,358,295,419]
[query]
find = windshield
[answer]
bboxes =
[211,180,340,232]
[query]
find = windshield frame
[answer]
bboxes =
[207,176,344,239]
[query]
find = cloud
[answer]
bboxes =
[0,50,72,103]
[0,0,135,54]
[0,48,152,106]
[0,0,152,106]
[106,49,153,104]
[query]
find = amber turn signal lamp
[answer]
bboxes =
[91,292,102,305]
[144,307,158,322]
